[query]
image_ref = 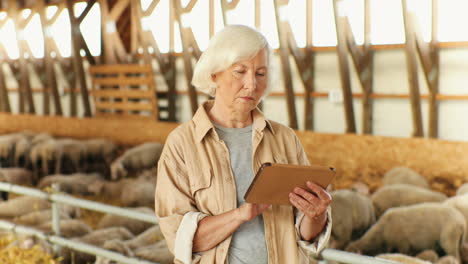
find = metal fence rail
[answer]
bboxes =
[0,182,399,264]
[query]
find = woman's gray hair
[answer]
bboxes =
[192,25,273,97]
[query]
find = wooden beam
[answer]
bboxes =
[402,0,424,137]
[142,0,160,17]
[67,0,92,117]
[333,0,356,133]
[9,0,35,114]
[0,63,11,112]
[77,0,96,24]
[109,0,130,21]
[220,0,240,25]
[274,0,298,129]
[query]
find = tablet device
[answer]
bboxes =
[244,163,335,205]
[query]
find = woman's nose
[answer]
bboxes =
[244,72,257,90]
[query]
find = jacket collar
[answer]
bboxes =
[193,100,275,142]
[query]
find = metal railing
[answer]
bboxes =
[0,182,399,264]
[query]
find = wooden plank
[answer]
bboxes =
[89,64,153,74]
[91,76,153,86]
[109,0,130,20]
[90,89,154,98]
[95,101,155,111]
[333,1,356,133]
[77,0,96,23]
[143,0,160,16]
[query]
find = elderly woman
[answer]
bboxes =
[155,25,332,264]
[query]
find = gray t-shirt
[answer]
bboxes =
[214,123,268,264]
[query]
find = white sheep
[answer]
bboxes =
[0,196,51,218]
[376,253,432,264]
[415,249,440,263]
[383,167,430,189]
[95,225,165,264]
[14,208,71,226]
[444,193,468,238]
[97,207,154,235]
[88,175,155,207]
[38,172,103,195]
[62,227,135,264]
[38,219,92,238]
[346,203,466,263]
[331,189,376,249]
[371,184,447,217]
[436,255,460,264]
[83,138,118,167]
[133,240,174,264]
[110,142,163,180]
[456,183,468,196]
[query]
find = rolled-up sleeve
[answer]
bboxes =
[294,208,332,258]
[155,138,206,264]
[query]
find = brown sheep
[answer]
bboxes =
[97,207,154,235]
[346,203,466,263]
[14,208,71,226]
[371,184,447,217]
[330,189,376,249]
[110,142,163,180]
[382,167,429,189]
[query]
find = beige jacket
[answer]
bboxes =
[155,101,331,264]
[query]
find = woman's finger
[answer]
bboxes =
[293,187,319,204]
[306,181,332,205]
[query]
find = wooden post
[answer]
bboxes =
[0,62,10,113]
[273,0,298,129]
[66,0,92,117]
[338,0,374,134]
[9,0,35,114]
[38,0,63,116]
[173,0,200,115]
[410,0,439,138]
[220,0,240,25]
[333,0,356,133]
[402,0,424,137]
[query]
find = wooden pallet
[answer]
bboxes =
[88,64,159,121]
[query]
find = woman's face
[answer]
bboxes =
[212,49,268,114]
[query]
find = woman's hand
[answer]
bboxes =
[289,181,331,219]
[237,203,271,222]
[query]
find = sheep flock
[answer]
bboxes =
[0,131,467,264]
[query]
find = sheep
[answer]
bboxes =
[88,175,155,207]
[14,208,71,226]
[371,184,447,217]
[0,196,51,218]
[456,183,468,196]
[415,249,440,263]
[30,138,87,179]
[436,256,460,264]
[0,168,33,186]
[346,203,466,263]
[38,219,92,238]
[61,227,135,264]
[83,138,117,171]
[110,142,163,180]
[444,193,468,238]
[0,133,23,166]
[95,225,165,264]
[376,253,432,264]
[330,189,376,249]
[97,207,154,235]
[133,240,174,264]
[38,172,103,195]
[12,133,51,168]
[383,167,429,189]
[0,168,34,200]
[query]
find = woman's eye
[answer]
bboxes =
[256,72,266,76]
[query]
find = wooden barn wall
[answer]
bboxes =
[1,113,467,195]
